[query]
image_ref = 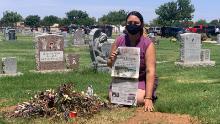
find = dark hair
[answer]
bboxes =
[126,11,144,25]
[126,11,144,34]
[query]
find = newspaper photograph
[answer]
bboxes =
[111,47,140,79]
[111,78,138,106]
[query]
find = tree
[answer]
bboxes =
[42,15,59,26]
[1,11,23,27]
[155,0,195,26]
[98,10,127,25]
[149,18,161,27]
[195,19,208,26]
[155,1,178,26]
[66,10,95,26]
[59,18,71,26]
[177,0,195,21]
[24,15,41,28]
[209,19,220,26]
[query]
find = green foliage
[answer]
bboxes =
[41,15,59,26]
[155,0,194,26]
[176,0,195,21]
[0,11,23,27]
[24,15,41,28]
[59,18,71,27]
[66,10,95,26]
[195,19,208,26]
[98,10,127,25]
[209,19,220,26]
[155,1,178,26]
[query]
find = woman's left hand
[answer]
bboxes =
[144,99,154,112]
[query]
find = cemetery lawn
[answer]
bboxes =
[0,33,220,124]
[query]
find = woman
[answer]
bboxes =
[107,11,158,112]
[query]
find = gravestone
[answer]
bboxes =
[61,31,68,47]
[217,34,220,44]
[180,33,201,63]
[1,57,17,74]
[22,28,32,36]
[65,54,80,69]
[73,28,85,45]
[35,34,65,71]
[33,31,43,37]
[4,28,16,40]
[201,49,210,62]
[175,33,215,66]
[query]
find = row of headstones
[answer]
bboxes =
[0,28,110,76]
[0,34,80,76]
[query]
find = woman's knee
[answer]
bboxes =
[136,89,145,104]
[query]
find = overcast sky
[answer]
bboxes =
[0,0,219,23]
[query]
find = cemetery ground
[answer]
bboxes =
[0,33,220,124]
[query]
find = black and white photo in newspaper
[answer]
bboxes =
[111,47,140,79]
[111,78,138,106]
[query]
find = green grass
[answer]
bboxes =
[0,34,220,123]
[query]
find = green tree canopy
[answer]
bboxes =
[42,15,59,26]
[155,0,195,26]
[65,10,95,26]
[1,11,23,27]
[24,15,41,28]
[195,19,208,26]
[59,18,71,27]
[209,19,220,26]
[98,10,127,25]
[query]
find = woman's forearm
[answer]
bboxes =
[145,70,155,98]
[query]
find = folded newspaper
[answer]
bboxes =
[111,47,140,79]
[111,47,140,106]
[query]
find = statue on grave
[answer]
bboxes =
[93,32,108,64]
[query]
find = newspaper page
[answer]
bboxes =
[111,47,140,79]
[111,78,138,106]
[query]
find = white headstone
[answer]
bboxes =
[73,29,85,45]
[217,34,220,44]
[180,33,201,63]
[175,33,215,67]
[2,57,17,74]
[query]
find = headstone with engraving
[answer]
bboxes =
[200,49,210,62]
[175,33,215,66]
[35,34,65,71]
[180,33,201,63]
[73,28,85,45]
[65,54,80,69]
[1,57,17,74]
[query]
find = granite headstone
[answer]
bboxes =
[35,34,65,71]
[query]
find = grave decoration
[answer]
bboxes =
[6,83,111,120]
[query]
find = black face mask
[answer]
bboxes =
[126,24,142,35]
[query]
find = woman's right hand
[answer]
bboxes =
[109,50,118,62]
[107,49,118,67]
